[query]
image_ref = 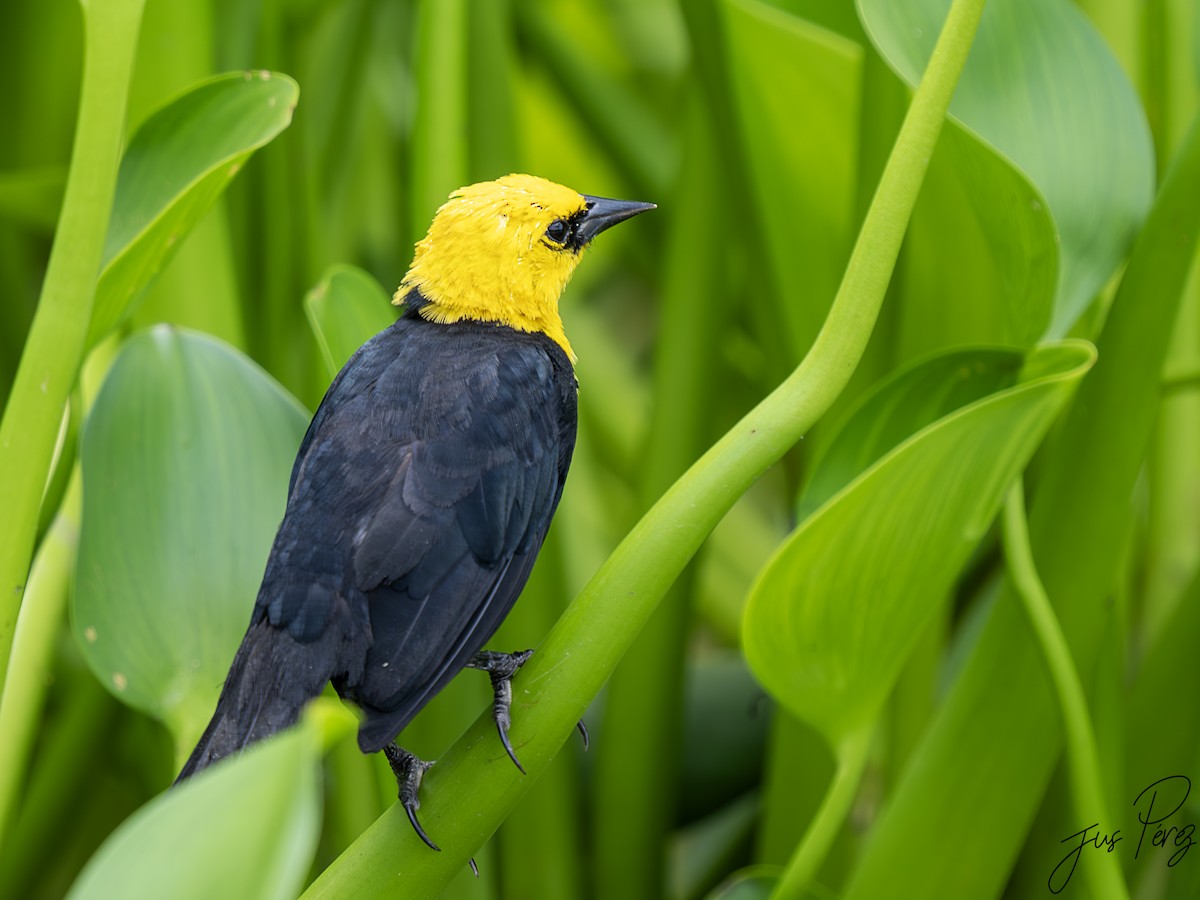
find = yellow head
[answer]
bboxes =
[394,174,654,361]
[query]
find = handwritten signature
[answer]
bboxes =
[1049,775,1196,893]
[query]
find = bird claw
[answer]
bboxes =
[383,744,440,851]
[576,718,590,751]
[468,649,534,773]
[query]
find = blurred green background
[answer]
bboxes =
[1,0,1198,898]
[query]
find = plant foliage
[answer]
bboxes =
[0,0,1197,898]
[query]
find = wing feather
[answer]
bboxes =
[256,317,576,752]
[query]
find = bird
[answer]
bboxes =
[176,173,655,849]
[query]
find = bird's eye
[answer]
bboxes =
[546,219,570,244]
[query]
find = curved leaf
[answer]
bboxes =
[896,124,1057,354]
[707,867,779,900]
[88,71,299,347]
[303,264,398,381]
[721,0,862,360]
[66,721,321,900]
[841,91,1200,900]
[860,0,1154,338]
[802,347,1023,514]
[73,327,308,749]
[743,341,1095,743]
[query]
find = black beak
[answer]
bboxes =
[577,195,656,245]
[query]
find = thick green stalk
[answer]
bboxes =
[0,468,81,848]
[410,0,467,237]
[303,0,985,893]
[1002,481,1129,900]
[0,0,146,677]
[0,672,113,899]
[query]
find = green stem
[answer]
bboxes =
[303,0,986,894]
[0,0,146,678]
[411,0,468,237]
[0,670,112,899]
[1162,368,1200,393]
[772,725,872,900]
[592,91,726,900]
[0,468,81,849]
[1001,481,1129,900]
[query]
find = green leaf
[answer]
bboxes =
[744,341,1094,744]
[66,721,321,900]
[73,327,308,750]
[895,125,1058,355]
[841,116,1200,900]
[802,347,1024,515]
[706,867,779,900]
[721,0,862,362]
[0,0,147,678]
[1126,564,1200,804]
[303,264,398,381]
[741,342,1092,896]
[88,71,299,347]
[860,0,1155,338]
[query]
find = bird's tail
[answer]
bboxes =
[176,617,322,782]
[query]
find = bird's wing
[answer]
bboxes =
[256,320,573,751]
[347,336,567,748]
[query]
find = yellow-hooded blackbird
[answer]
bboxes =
[177,174,654,848]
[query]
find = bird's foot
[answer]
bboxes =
[467,649,533,773]
[383,744,439,851]
[467,649,591,768]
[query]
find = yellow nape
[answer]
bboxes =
[394,174,591,361]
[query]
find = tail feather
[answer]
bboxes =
[175,618,330,783]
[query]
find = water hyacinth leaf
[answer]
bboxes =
[88,72,299,347]
[66,723,321,900]
[802,347,1024,516]
[838,123,1200,899]
[895,125,1057,357]
[706,867,779,899]
[743,341,1095,743]
[859,0,1154,338]
[721,0,862,361]
[73,327,308,751]
[304,264,399,381]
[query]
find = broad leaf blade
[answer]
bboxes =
[721,0,862,362]
[841,114,1200,900]
[303,264,398,381]
[802,347,1024,514]
[896,125,1058,355]
[66,724,321,900]
[743,341,1095,743]
[88,72,299,346]
[860,0,1154,338]
[73,327,308,749]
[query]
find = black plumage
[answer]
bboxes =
[179,299,577,777]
